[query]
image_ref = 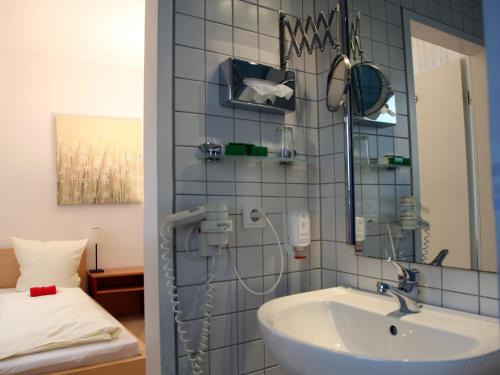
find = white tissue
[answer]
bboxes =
[239,78,294,104]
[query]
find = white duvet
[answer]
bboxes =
[0,288,121,360]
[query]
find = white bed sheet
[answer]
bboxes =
[0,288,16,294]
[0,289,139,375]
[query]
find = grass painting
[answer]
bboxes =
[56,115,143,205]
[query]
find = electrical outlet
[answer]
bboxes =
[243,206,266,229]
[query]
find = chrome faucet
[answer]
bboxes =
[377,259,421,314]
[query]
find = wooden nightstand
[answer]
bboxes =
[87,267,144,317]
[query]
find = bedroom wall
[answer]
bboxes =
[0,0,146,269]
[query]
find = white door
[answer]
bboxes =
[415,58,470,268]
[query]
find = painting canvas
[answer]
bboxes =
[56,115,143,205]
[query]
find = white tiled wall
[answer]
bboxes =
[332,256,499,317]
[169,0,497,374]
[173,0,320,373]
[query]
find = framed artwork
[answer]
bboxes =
[56,114,143,205]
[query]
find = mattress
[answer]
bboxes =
[0,289,140,375]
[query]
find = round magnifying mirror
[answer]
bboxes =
[326,54,351,112]
[351,62,392,117]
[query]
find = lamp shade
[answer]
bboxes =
[88,227,103,245]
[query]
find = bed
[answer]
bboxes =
[0,248,145,375]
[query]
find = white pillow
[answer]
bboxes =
[11,237,88,291]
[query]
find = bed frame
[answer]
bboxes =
[0,248,146,375]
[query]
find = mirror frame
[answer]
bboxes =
[340,0,356,246]
[326,53,352,112]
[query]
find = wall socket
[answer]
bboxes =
[243,206,266,229]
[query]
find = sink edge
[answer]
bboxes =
[257,286,500,364]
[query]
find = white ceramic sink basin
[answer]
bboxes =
[258,287,500,375]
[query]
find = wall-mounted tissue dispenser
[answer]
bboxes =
[220,58,295,113]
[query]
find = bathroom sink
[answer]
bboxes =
[258,287,500,375]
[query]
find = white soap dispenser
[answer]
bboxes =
[284,210,310,259]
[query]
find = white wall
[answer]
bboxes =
[0,0,145,268]
[411,37,465,74]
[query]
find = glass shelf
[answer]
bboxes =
[355,158,410,170]
[197,143,307,165]
[199,153,307,165]
[199,154,307,165]
[353,117,396,128]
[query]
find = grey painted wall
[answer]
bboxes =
[483,0,500,283]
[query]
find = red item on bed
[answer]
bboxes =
[30,285,57,297]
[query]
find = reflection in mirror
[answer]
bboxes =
[350,6,496,272]
[326,54,351,112]
[351,62,392,117]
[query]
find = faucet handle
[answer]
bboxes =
[388,259,412,281]
[430,249,449,266]
[399,267,420,293]
[405,268,420,283]
[387,259,405,279]
[387,259,420,292]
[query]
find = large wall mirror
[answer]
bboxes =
[346,2,497,272]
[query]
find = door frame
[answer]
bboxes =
[144,0,176,374]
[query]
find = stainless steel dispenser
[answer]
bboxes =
[220,58,296,113]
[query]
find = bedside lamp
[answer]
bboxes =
[88,227,104,273]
